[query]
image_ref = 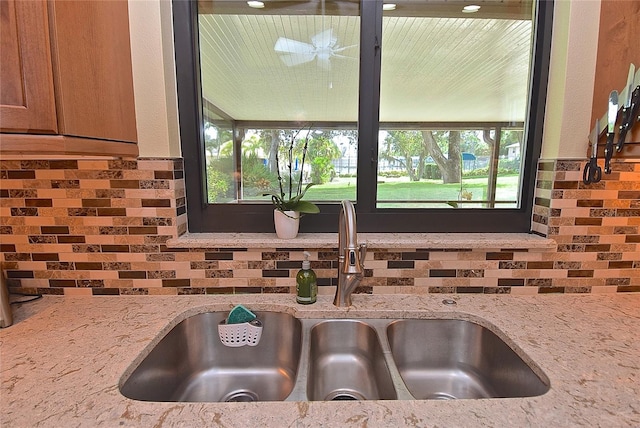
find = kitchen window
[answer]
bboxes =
[173,0,553,233]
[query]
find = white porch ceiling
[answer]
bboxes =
[198,0,534,124]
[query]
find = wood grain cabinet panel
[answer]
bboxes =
[0,0,57,134]
[49,0,137,143]
[0,0,138,156]
[591,0,640,157]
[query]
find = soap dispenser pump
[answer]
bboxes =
[296,251,317,304]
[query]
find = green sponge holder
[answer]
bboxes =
[218,319,263,347]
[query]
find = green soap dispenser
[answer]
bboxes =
[296,251,317,304]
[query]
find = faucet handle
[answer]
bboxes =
[358,242,367,269]
[343,247,360,274]
[342,244,366,274]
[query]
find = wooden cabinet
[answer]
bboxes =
[0,0,138,157]
[590,0,640,157]
[0,0,57,134]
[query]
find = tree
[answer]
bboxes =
[256,129,282,174]
[305,133,341,184]
[459,130,483,155]
[262,129,343,185]
[422,130,462,184]
[381,131,426,181]
[204,122,232,159]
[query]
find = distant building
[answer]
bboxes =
[506,143,521,160]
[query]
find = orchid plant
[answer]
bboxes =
[264,127,320,216]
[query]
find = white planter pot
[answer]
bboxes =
[274,210,300,239]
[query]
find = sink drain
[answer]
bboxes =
[222,390,259,402]
[325,390,366,401]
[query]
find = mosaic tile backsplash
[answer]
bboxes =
[1,158,638,296]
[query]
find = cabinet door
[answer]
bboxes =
[591,0,640,148]
[49,0,137,143]
[0,0,57,134]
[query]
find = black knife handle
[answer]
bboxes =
[604,133,614,174]
[616,107,631,152]
[617,86,640,152]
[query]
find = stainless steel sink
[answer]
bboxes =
[306,320,396,401]
[120,311,302,402]
[120,312,549,402]
[386,319,550,400]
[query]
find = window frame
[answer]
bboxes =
[172,0,554,233]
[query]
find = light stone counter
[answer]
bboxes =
[1,293,638,427]
[169,232,556,250]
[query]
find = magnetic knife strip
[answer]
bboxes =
[591,63,640,144]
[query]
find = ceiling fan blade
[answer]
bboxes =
[311,28,337,49]
[333,44,358,53]
[332,53,356,60]
[274,37,315,55]
[279,53,316,67]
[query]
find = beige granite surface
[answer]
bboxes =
[168,232,556,250]
[1,293,638,427]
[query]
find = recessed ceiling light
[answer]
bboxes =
[383,3,397,11]
[247,1,265,8]
[462,4,481,13]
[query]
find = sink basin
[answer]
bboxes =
[387,319,550,400]
[306,319,396,401]
[121,311,549,403]
[120,311,302,402]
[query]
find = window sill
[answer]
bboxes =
[167,233,555,250]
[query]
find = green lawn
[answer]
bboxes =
[304,175,520,207]
[243,175,520,208]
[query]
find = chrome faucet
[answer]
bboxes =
[334,200,367,307]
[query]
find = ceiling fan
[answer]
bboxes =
[274,28,356,71]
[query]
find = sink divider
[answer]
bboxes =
[285,319,311,401]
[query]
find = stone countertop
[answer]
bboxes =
[1,293,638,427]
[169,232,556,250]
